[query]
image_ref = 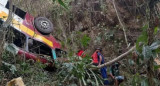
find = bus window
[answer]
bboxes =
[5,2,26,19]
[29,39,52,58]
[12,29,26,48]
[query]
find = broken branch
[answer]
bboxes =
[97,45,136,68]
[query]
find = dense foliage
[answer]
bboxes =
[1,0,160,86]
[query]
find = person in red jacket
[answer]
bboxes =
[91,51,99,66]
[91,48,109,85]
[77,50,86,58]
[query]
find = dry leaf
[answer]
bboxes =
[6,77,25,86]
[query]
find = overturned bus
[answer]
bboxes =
[0,0,64,65]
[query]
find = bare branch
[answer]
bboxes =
[97,45,136,68]
[112,0,129,47]
[0,0,13,66]
[2,0,13,28]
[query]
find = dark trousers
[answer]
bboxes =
[93,63,98,66]
[100,67,109,85]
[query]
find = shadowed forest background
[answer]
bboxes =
[1,0,160,86]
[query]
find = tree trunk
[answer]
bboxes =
[0,0,13,66]
[147,0,159,85]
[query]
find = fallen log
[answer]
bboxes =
[97,45,136,68]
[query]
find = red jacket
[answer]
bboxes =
[77,50,85,58]
[91,51,98,63]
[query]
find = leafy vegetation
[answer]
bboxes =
[55,56,103,86]
[1,0,160,86]
[0,50,105,86]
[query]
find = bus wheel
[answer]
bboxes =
[34,17,54,35]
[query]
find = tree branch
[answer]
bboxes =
[112,0,129,47]
[97,45,136,68]
[2,0,13,28]
[0,0,13,66]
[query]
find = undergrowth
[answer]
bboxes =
[0,51,103,86]
[0,51,57,86]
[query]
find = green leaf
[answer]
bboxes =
[154,27,159,35]
[136,25,148,51]
[142,46,152,59]
[57,0,68,9]
[152,51,157,58]
[95,73,104,85]
[2,61,17,74]
[82,76,87,86]
[153,78,160,86]
[128,59,135,65]
[154,65,160,70]
[89,69,99,86]
[132,74,140,86]
[85,70,91,78]
[150,40,160,50]
[141,79,149,86]
[62,74,70,82]
[80,34,91,48]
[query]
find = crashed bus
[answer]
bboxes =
[0,0,64,65]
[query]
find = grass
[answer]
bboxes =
[0,51,58,86]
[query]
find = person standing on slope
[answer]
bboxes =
[92,48,109,85]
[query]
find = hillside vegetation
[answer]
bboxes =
[1,0,160,86]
